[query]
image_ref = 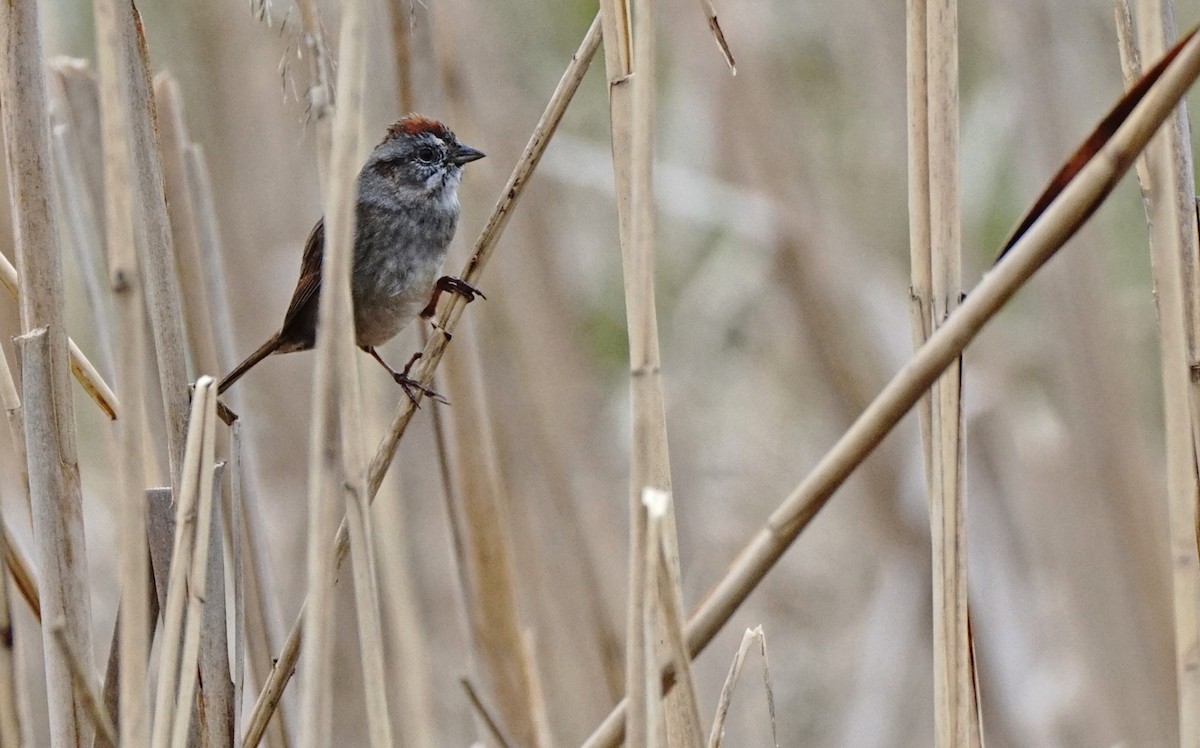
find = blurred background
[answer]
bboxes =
[2,0,1199,744]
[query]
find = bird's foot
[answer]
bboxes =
[421,275,485,318]
[438,275,486,302]
[393,352,448,406]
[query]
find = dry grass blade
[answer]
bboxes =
[694,0,736,73]
[707,626,777,748]
[0,252,119,420]
[50,621,117,748]
[580,25,1200,748]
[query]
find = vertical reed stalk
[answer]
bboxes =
[168,383,218,748]
[1128,3,1200,742]
[908,0,981,743]
[123,7,191,492]
[92,0,156,742]
[299,0,395,744]
[1,1,95,743]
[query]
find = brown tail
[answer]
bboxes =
[218,334,283,394]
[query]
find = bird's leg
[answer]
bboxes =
[361,346,447,405]
[420,275,486,319]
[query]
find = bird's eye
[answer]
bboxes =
[416,146,438,164]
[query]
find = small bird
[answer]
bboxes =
[218,115,485,401]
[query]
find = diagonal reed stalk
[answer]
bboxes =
[241,16,603,745]
[0,251,119,420]
[581,26,1200,747]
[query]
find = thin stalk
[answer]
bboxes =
[123,4,191,492]
[916,1,980,744]
[169,384,219,748]
[0,250,119,420]
[50,622,117,747]
[1,0,95,740]
[149,381,220,748]
[1130,2,1200,743]
[93,0,154,741]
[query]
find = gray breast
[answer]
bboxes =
[350,197,458,347]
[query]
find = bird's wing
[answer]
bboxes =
[281,218,324,335]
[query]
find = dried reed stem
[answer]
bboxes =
[228,424,246,743]
[49,108,117,384]
[909,1,981,744]
[581,29,1200,747]
[241,20,602,744]
[602,0,698,742]
[327,3,393,742]
[1128,4,1200,743]
[185,144,293,746]
[50,621,117,747]
[1,0,95,739]
[92,0,157,740]
[298,0,393,744]
[122,6,192,491]
[149,379,220,747]
[168,387,219,748]
[152,74,234,746]
[0,251,119,420]
[693,0,736,73]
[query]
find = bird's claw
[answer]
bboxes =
[436,275,485,303]
[393,372,447,406]
[393,352,448,406]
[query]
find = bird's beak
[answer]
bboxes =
[451,144,486,165]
